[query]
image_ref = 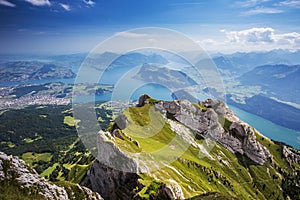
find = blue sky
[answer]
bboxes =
[0,0,300,54]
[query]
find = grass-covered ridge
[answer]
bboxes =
[105,96,300,199]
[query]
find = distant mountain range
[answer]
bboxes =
[0,61,75,83]
[225,64,300,131]
[85,52,168,71]
[213,49,300,74]
[208,50,300,132]
[239,64,300,104]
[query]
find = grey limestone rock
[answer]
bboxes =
[87,158,139,200]
[282,145,300,164]
[155,98,272,165]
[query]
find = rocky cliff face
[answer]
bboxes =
[87,159,139,200]
[155,98,272,165]
[0,151,103,200]
[87,157,184,200]
[85,95,300,200]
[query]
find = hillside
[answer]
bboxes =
[227,94,300,132]
[134,63,197,89]
[0,104,112,184]
[84,95,300,199]
[0,151,103,200]
[239,64,300,104]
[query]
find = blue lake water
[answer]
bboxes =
[73,83,173,103]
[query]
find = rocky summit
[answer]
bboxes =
[85,94,300,200]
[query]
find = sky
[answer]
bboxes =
[0,0,300,54]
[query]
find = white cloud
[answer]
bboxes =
[192,26,300,53]
[223,27,276,43]
[277,0,300,8]
[115,32,148,38]
[0,0,15,7]
[243,7,283,15]
[217,27,300,52]
[83,0,95,6]
[60,3,70,11]
[239,0,300,16]
[197,38,218,46]
[273,32,300,45]
[234,0,270,8]
[222,27,300,47]
[25,0,51,6]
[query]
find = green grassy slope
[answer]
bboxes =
[0,105,97,184]
[106,98,300,199]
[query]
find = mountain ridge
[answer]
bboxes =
[84,95,300,199]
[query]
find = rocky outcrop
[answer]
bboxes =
[87,159,139,200]
[163,180,185,199]
[282,145,300,164]
[87,157,182,200]
[0,151,103,200]
[226,122,272,165]
[153,98,272,165]
[114,114,127,129]
[95,131,138,173]
[137,94,151,107]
